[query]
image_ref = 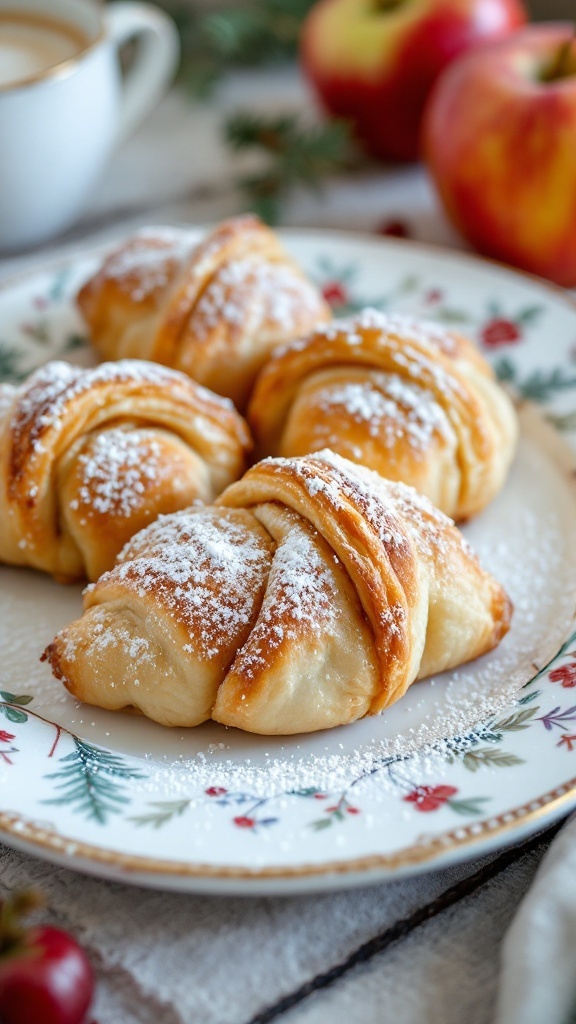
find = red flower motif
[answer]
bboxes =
[377,218,411,239]
[0,731,15,743]
[557,734,576,752]
[313,793,327,800]
[403,784,458,812]
[205,786,227,797]
[549,663,576,688]
[233,816,256,828]
[321,281,348,307]
[425,288,443,304]
[481,318,522,348]
[346,806,360,815]
[325,806,339,813]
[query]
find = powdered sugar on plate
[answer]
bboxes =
[6,409,570,804]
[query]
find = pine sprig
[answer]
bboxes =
[168,0,316,98]
[225,112,357,223]
[0,343,23,384]
[494,356,576,403]
[43,739,145,825]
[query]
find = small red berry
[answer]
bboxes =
[346,806,360,815]
[321,281,348,306]
[313,793,327,800]
[205,786,227,797]
[377,218,411,239]
[233,816,256,828]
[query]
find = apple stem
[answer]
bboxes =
[373,0,405,11]
[0,890,44,954]
[541,27,576,83]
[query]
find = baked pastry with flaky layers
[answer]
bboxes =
[44,451,511,734]
[77,215,331,410]
[248,309,518,520]
[0,359,251,582]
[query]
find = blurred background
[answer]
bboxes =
[529,0,573,12]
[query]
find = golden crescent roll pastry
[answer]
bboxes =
[0,359,251,582]
[248,308,518,520]
[44,451,511,734]
[77,215,331,410]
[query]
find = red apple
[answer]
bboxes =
[300,0,526,162]
[423,23,576,287]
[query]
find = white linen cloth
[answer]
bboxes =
[0,826,563,1024]
[1,66,575,1024]
[495,814,576,1024]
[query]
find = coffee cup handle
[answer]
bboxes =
[106,1,180,145]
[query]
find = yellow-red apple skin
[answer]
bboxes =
[301,0,526,162]
[423,24,576,286]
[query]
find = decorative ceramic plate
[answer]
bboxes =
[1,230,576,895]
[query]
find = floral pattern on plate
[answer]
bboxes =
[1,232,576,893]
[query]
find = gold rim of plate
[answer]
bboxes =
[1,782,575,881]
[2,231,576,886]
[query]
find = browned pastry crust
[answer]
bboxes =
[77,215,331,410]
[0,359,251,581]
[248,309,518,520]
[44,451,512,734]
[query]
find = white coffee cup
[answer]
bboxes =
[0,0,179,250]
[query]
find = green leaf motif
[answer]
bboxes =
[494,356,516,384]
[547,409,576,433]
[516,305,544,326]
[435,308,471,324]
[520,368,576,402]
[493,707,539,733]
[0,707,28,724]
[397,274,419,294]
[0,343,24,383]
[448,797,489,816]
[516,689,542,706]
[64,333,88,352]
[43,738,145,825]
[462,747,524,772]
[310,817,333,831]
[492,359,576,403]
[130,800,190,829]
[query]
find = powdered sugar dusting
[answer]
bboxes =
[235,514,339,679]
[94,228,194,302]
[61,604,155,667]
[10,359,209,463]
[316,308,459,356]
[98,509,273,661]
[314,449,472,567]
[70,428,167,518]
[317,373,452,455]
[193,259,325,340]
